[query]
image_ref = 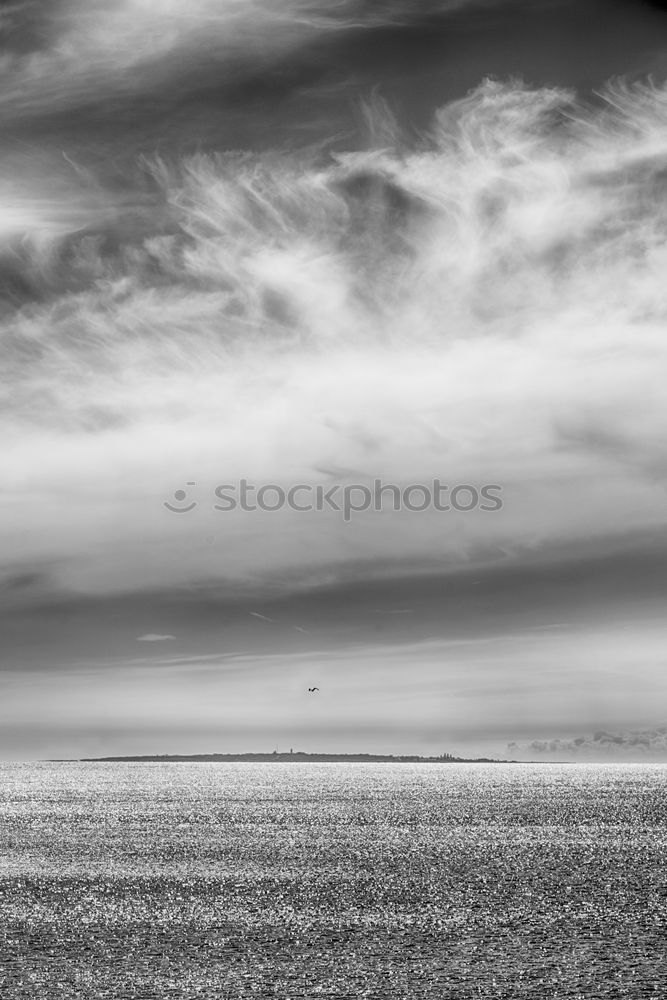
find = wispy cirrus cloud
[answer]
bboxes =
[4,81,667,601]
[0,0,499,122]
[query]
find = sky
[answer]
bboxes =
[2,0,667,760]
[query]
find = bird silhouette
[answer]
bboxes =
[308,686,320,692]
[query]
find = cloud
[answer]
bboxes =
[2,79,667,599]
[0,0,496,122]
[508,727,667,759]
[3,605,667,758]
[136,633,176,642]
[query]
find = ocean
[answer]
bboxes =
[1,762,666,997]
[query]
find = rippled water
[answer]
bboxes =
[1,762,666,997]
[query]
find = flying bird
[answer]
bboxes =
[308,686,320,692]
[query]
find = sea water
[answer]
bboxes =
[1,762,665,998]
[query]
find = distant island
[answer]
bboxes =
[75,751,509,763]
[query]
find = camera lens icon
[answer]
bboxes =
[164,482,198,513]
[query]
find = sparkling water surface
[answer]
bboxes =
[1,762,666,998]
